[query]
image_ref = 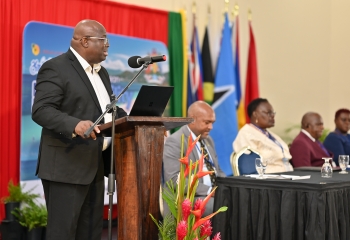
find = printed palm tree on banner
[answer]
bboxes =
[187,14,204,109]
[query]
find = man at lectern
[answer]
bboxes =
[32,19,126,240]
[163,101,226,217]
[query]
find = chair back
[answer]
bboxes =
[231,146,261,176]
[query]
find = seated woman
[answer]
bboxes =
[233,98,293,173]
[323,108,350,166]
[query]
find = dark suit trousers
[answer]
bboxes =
[42,158,105,240]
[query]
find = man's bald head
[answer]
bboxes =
[187,101,215,139]
[187,101,213,117]
[70,20,108,66]
[71,20,104,47]
[301,112,324,139]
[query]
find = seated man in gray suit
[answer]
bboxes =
[162,101,226,216]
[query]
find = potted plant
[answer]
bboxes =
[1,180,39,221]
[150,135,227,240]
[12,201,47,240]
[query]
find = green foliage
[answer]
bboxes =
[12,201,47,231]
[162,181,177,217]
[149,214,176,240]
[1,180,40,204]
[150,135,227,240]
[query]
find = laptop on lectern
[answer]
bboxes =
[128,85,174,117]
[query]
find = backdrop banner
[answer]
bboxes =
[21,21,169,204]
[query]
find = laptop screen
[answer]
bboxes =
[128,85,174,116]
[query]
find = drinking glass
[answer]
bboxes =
[338,155,349,174]
[255,158,268,179]
[321,157,333,178]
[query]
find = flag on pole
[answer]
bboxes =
[233,16,246,129]
[201,26,214,104]
[244,21,259,122]
[187,16,204,109]
[180,10,188,117]
[210,13,238,176]
[168,12,184,118]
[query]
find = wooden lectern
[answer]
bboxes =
[99,116,192,240]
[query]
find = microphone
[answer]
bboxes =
[128,55,166,68]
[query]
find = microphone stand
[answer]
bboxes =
[84,62,150,240]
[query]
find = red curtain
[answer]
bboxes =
[0,0,168,220]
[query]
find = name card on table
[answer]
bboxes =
[244,174,311,180]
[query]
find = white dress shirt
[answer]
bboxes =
[70,47,111,150]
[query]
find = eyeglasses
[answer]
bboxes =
[261,111,276,117]
[83,36,109,45]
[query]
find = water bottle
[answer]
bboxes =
[321,157,333,178]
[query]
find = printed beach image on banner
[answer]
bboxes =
[21,21,169,183]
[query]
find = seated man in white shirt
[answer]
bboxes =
[162,101,226,217]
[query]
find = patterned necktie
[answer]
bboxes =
[199,140,217,187]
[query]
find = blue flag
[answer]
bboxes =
[210,13,238,176]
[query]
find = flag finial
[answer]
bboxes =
[224,0,229,13]
[248,8,252,21]
[192,2,196,14]
[233,4,239,17]
[206,5,211,25]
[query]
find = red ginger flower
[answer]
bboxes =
[191,187,228,231]
[212,232,221,240]
[193,198,205,218]
[182,198,192,220]
[200,220,213,237]
[194,198,202,210]
[191,187,217,221]
[176,220,187,240]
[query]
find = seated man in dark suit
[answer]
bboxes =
[290,112,333,167]
[162,101,226,217]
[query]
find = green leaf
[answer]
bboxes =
[1,180,40,204]
[12,201,47,230]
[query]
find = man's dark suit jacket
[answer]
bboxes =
[290,131,333,167]
[32,49,126,185]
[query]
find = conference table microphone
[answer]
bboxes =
[128,55,166,68]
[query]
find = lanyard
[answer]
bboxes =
[251,124,287,160]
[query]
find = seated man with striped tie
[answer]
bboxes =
[290,112,334,167]
[162,101,226,216]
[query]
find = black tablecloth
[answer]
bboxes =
[212,171,350,240]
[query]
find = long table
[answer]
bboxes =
[212,170,350,240]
